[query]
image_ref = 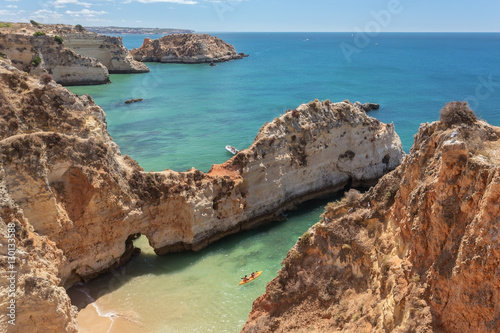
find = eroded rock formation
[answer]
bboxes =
[0,22,148,85]
[0,60,401,331]
[0,32,109,86]
[62,33,149,74]
[131,34,247,63]
[242,105,500,333]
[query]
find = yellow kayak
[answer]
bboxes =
[239,271,262,285]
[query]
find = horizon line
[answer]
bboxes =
[4,21,499,34]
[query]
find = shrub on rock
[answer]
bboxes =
[440,101,477,126]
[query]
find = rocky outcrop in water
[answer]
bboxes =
[0,60,401,331]
[125,98,144,104]
[354,101,380,112]
[130,34,248,63]
[242,103,500,333]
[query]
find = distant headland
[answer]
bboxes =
[85,26,194,35]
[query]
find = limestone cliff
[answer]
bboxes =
[61,33,149,74]
[130,34,247,63]
[0,59,401,331]
[242,103,500,333]
[0,32,109,86]
[0,186,78,332]
[0,22,148,84]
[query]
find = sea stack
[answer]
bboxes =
[130,33,248,63]
[242,102,500,333]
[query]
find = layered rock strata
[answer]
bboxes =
[0,32,109,86]
[131,34,247,63]
[0,22,148,85]
[0,60,401,331]
[242,105,500,332]
[61,33,149,73]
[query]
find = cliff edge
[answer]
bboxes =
[242,102,500,333]
[131,33,247,63]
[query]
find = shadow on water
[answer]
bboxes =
[67,189,348,312]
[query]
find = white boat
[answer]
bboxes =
[225,145,239,155]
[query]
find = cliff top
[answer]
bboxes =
[0,59,109,140]
[133,33,238,55]
[131,33,247,63]
[0,22,90,36]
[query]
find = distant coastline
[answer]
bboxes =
[85,26,194,35]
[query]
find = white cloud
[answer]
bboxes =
[6,5,18,8]
[83,17,108,22]
[65,9,107,17]
[50,0,93,8]
[32,9,64,20]
[0,10,15,16]
[135,0,198,4]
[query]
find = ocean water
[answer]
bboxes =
[67,33,500,332]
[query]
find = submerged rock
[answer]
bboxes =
[125,98,144,104]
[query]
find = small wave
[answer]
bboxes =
[74,285,118,321]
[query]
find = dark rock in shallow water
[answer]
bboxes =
[354,101,380,112]
[364,102,380,111]
[125,98,144,104]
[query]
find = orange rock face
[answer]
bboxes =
[243,110,500,332]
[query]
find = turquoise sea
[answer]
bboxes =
[68,33,500,332]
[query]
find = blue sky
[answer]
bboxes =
[1,0,499,32]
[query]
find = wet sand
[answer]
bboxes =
[77,303,145,333]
